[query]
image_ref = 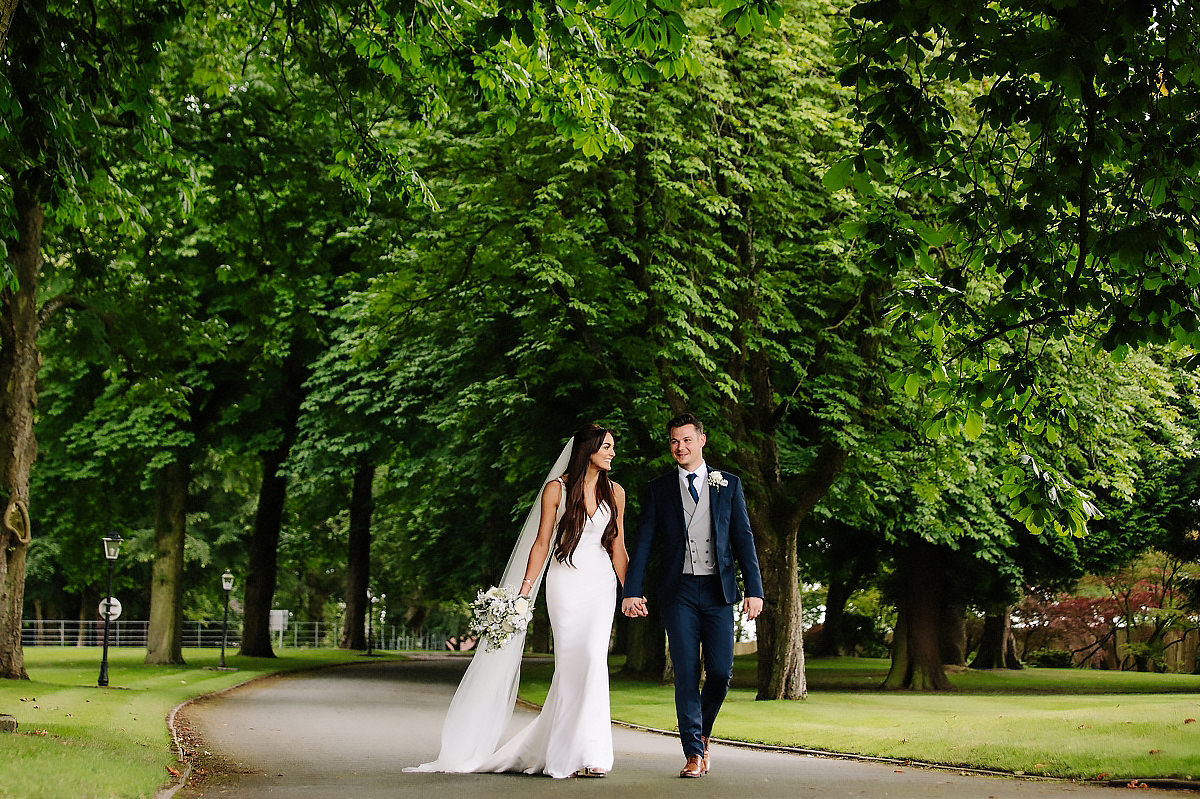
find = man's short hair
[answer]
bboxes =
[667,413,705,436]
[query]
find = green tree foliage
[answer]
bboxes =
[2,0,782,678]
[348,0,875,698]
[217,0,782,194]
[0,0,187,679]
[801,331,1196,689]
[24,12,379,662]
[13,0,1196,709]
[288,299,413,648]
[835,0,1200,537]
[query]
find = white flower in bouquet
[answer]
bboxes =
[468,585,535,651]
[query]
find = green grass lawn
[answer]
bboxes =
[519,655,1200,781]
[0,647,390,799]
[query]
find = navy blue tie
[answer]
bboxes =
[687,473,699,503]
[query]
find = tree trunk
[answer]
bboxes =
[0,175,43,680]
[751,498,807,699]
[940,602,968,666]
[340,459,375,650]
[882,541,952,690]
[812,575,852,657]
[622,554,667,679]
[145,459,190,665]
[811,522,880,658]
[742,437,847,700]
[78,592,91,646]
[239,357,306,657]
[622,607,668,681]
[0,0,17,52]
[1005,629,1023,669]
[886,609,908,680]
[725,279,876,698]
[240,446,289,657]
[240,450,287,657]
[971,607,1023,670]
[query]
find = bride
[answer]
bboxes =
[407,424,628,778]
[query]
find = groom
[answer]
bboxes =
[622,413,764,778]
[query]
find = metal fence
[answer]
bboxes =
[21,619,449,651]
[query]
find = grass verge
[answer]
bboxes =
[518,655,1200,781]
[0,646,391,799]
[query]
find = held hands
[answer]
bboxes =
[621,597,648,618]
[623,596,759,618]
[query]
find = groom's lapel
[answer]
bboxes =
[665,474,687,532]
[708,470,729,532]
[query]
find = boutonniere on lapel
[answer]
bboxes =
[707,471,729,489]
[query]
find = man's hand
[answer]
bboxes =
[742,596,763,621]
[621,597,648,618]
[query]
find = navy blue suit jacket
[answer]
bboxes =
[623,467,764,606]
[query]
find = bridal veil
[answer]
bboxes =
[406,437,572,772]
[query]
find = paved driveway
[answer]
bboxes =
[172,656,1194,799]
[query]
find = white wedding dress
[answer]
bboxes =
[407,460,617,779]
[476,492,617,777]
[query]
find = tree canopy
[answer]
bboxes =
[835,0,1200,537]
[4,0,1198,696]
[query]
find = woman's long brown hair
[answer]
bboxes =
[553,424,619,565]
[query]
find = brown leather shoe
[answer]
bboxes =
[701,736,711,774]
[679,754,705,778]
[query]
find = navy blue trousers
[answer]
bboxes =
[661,574,735,758]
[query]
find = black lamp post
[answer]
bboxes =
[98,533,122,687]
[219,570,234,668]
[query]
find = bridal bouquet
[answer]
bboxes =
[468,585,534,651]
